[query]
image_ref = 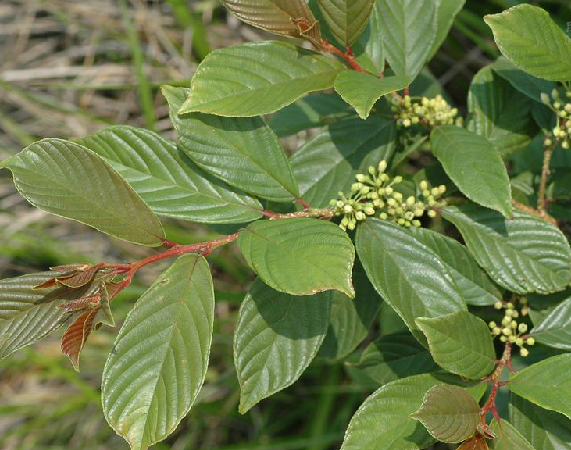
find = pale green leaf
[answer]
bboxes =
[416,312,495,380]
[179,41,346,117]
[442,205,571,294]
[356,219,466,343]
[290,114,395,208]
[428,0,466,60]
[341,374,485,450]
[431,126,513,217]
[237,218,355,297]
[1,139,165,247]
[163,85,299,202]
[317,0,374,46]
[412,384,480,443]
[318,264,382,360]
[356,333,437,386]
[234,279,330,413]
[77,126,263,224]
[468,65,536,157]
[490,419,538,450]
[510,394,571,450]
[376,0,437,79]
[509,354,571,419]
[484,5,571,82]
[102,255,214,450]
[411,228,501,306]
[334,72,411,119]
[531,297,571,350]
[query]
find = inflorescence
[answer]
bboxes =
[541,89,571,150]
[330,160,446,231]
[390,94,462,129]
[489,299,534,357]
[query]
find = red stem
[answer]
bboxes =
[480,343,512,424]
[320,40,365,72]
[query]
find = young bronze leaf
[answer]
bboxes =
[59,294,101,312]
[61,307,98,371]
[221,0,320,44]
[412,384,480,443]
[55,266,100,288]
[457,436,489,450]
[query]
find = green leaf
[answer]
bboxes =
[268,93,351,137]
[490,419,537,450]
[179,41,346,117]
[221,0,320,43]
[467,65,536,157]
[428,0,466,60]
[416,312,496,380]
[356,219,466,343]
[510,394,571,450]
[484,5,571,82]
[77,126,263,224]
[318,263,382,360]
[376,0,437,79]
[491,57,557,104]
[356,333,438,386]
[317,0,374,46]
[412,384,480,443]
[411,228,501,306]
[1,139,165,246]
[531,297,571,350]
[237,218,355,297]
[334,72,411,119]
[341,374,484,450]
[508,354,571,419]
[442,204,571,294]
[290,114,395,208]
[354,0,385,72]
[163,85,299,202]
[431,126,513,217]
[234,279,331,413]
[102,255,214,450]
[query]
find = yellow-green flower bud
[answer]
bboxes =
[526,337,535,346]
[520,348,529,357]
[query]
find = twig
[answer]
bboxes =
[511,200,558,226]
[262,208,334,220]
[319,40,365,73]
[537,141,555,212]
[480,343,512,429]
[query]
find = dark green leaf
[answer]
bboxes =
[354,0,385,73]
[531,297,571,350]
[234,279,331,413]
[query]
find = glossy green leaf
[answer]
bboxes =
[163,85,298,202]
[290,114,395,208]
[237,218,355,297]
[411,228,501,306]
[510,394,571,450]
[467,66,536,157]
[341,374,484,450]
[1,139,165,246]
[376,0,437,79]
[484,5,571,82]
[318,264,382,360]
[179,41,346,117]
[412,384,480,443]
[354,0,385,72]
[531,297,571,350]
[509,354,571,419]
[234,279,331,413]
[431,126,512,217]
[221,0,320,42]
[491,57,557,104]
[317,0,373,46]
[334,72,411,119]
[102,255,214,450]
[417,312,495,379]
[428,0,466,60]
[356,333,437,386]
[442,205,571,294]
[490,419,537,450]
[77,126,263,224]
[356,219,466,343]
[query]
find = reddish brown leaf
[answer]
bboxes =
[33,278,60,289]
[50,263,90,272]
[457,436,489,450]
[59,294,102,312]
[56,266,100,288]
[61,308,99,371]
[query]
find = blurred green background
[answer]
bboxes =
[0,1,569,449]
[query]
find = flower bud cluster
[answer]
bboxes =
[389,94,462,128]
[541,89,571,150]
[330,160,446,231]
[489,299,534,357]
